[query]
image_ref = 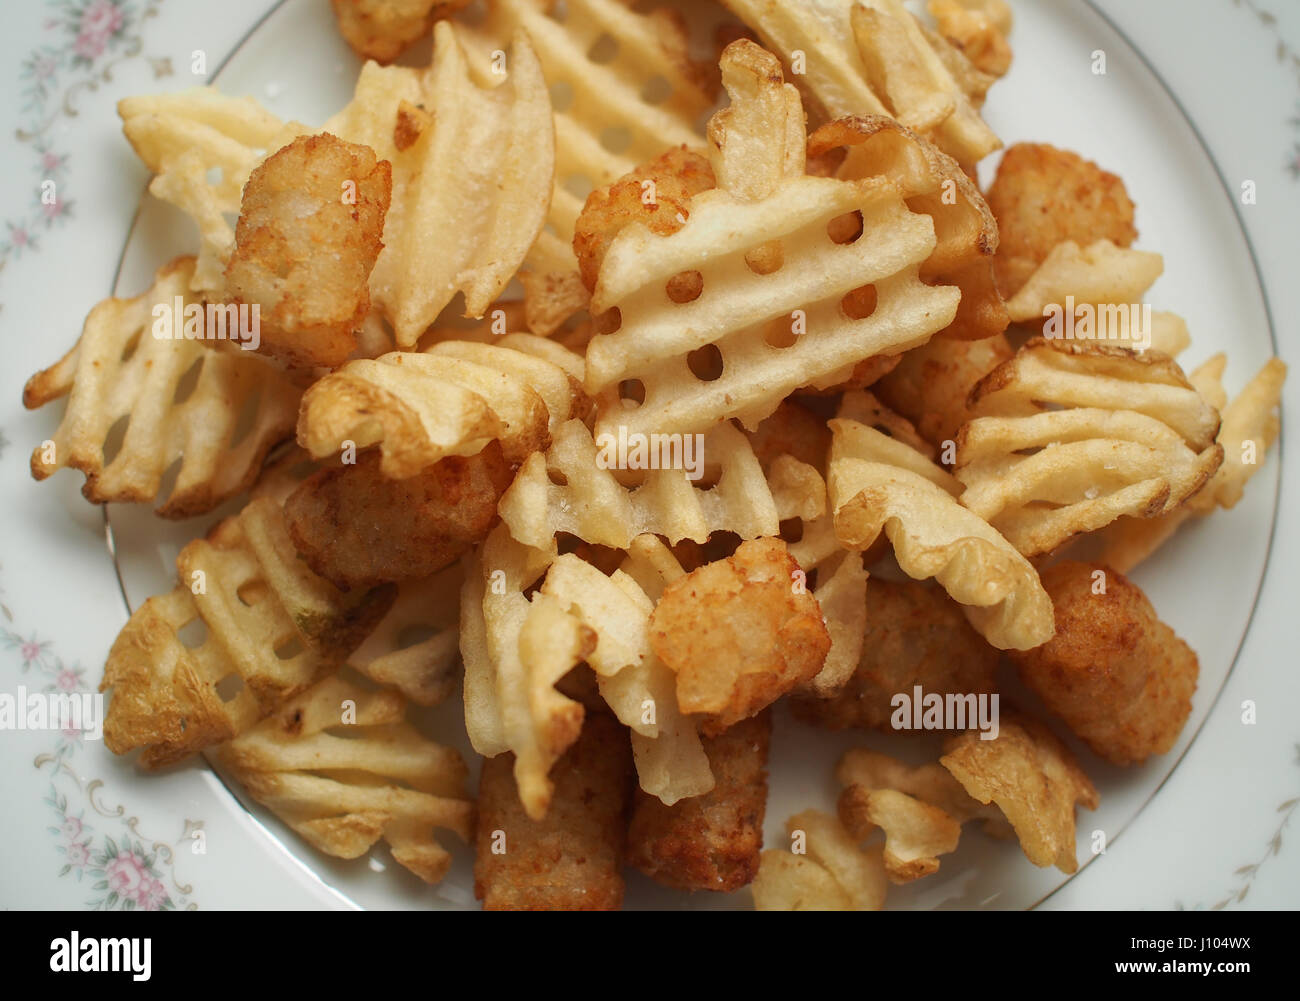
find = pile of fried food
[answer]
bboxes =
[24,0,1285,909]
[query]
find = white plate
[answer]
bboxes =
[0,0,1295,910]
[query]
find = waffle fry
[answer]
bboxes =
[836,748,1008,832]
[850,788,961,883]
[1004,239,1163,325]
[1099,356,1286,572]
[808,114,1007,342]
[722,0,1000,165]
[956,338,1224,556]
[499,418,782,550]
[466,0,717,334]
[24,257,301,517]
[101,498,393,767]
[753,810,888,911]
[211,674,474,884]
[585,41,959,440]
[828,416,1054,650]
[941,711,1098,874]
[119,90,288,294]
[297,338,585,476]
[323,22,554,346]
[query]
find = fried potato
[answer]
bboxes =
[284,443,512,591]
[835,748,1006,833]
[828,417,1054,650]
[1010,561,1197,766]
[102,498,393,767]
[649,537,831,734]
[331,0,469,63]
[585,41,958,439]
[24,257,300,517]
[836,389,938,462]
[499,419,784,550]
[574,145,716,294]
[986,143,1138,297]
[212,674,473,884]
[1004,240,1163,326]
[805,552,869,696]
[475,714,633,910]
[851,788,961,883]
[873,331,1014,448]
[753,810,887,911]
[792,578,998,730]
[957,338,1224,556]
[627,711,771,892]
[1100,356,1286,571]
[928,0,1013,78]
[224,133,391,368]
[941,711,1098,873]
[746,400,833,473]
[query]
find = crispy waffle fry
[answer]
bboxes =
[348,563,463,705]
[1004,239,1162,324]
[119,90,288,293]
[323,22,554,346]
[851,788,961,883]
[467,0,717,334]
[102,497,393,767]
[211,674,473,884]
[956,338,1224,556]
[753,810,888,911]
[723,0,1000,165]
[828,416,1054,650]
[584,41,959,439]
[941,711,1098,874]
[24,257,301,517]
[499,418,783,550]
[808,114,1007,343]
[927,0,1013,77]
[1099,356,1286,572]
[296,338,585,476]
[836,748,1005,830]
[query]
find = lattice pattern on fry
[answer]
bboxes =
[585,42,959,439]
[808,114,1007,341]
[955,338,1224,557]
[24,257,301,517]
[297,337,586,476]
[1099,355,1286,572]
[323,22,554,346]
[466,0,717,334]
[828,416,1054,650]
[119,90,288,293]
[102,498,394,768]
[211,674,474,884]
[721,0,1000,165]
[498,418,781,550]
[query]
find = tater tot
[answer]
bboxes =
[791,578,999,733]
[627,711,771,892]
[985,143,1137,297]
[331,0,467,64]
[224,132,391,367]
[474,714,634,911]
[1010,561,1198,766]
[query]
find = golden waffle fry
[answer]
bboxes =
[851,788,961,883]
[24,257,301,517]
[211,674,474,884]
[808,114,1007,342]
[956,338,1224,556]
[1099,356,1286,572]
[804,552,869,697]
[585,41,959,440]
[467,0,717,334]
[119,90,288,293]
[348,563,464,706]
[940,711,1099,874]
[722,0,1000,165]
[836,748,1008,832]
[323,22,554,346]
[753,810,888,911]
[297,337,585,476]
[1004,239,1163,324]
[498,418,780,550]
[828,416,1054,650]
[101,498,393,767]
